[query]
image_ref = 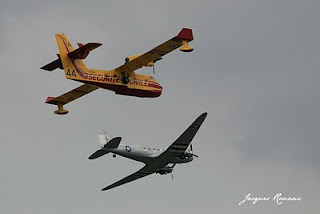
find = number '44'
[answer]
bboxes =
[67,69,76,77]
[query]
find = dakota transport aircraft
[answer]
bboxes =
[89,112,207,191]
[41,28,194,114]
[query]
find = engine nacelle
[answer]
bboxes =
[125,55,140,63]
[156,166,173,175]
[175,152,194,163]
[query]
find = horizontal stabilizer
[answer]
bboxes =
[68,42,102,59]
[104,137,122,149]
[41,58,63,71]
[89,149,109,160]
[89,137,121,160]
[41,41,101,71]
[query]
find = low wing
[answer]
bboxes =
[101,113,207,191]
[46,83,98,114]
[102,165,155,191]
[157,112,207,164]
[115,28,193,73]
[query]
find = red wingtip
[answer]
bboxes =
[176,28,193,41]
[46,96,55,103]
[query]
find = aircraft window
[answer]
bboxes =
[143,148,147,151]
[113,74,117,77]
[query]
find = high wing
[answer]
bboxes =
[115,28,193,73]
[101,113,207,191]
[102,164,155,191]
[157,112,207,164]
[46,83,98,114]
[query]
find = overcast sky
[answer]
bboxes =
[1,0,320,213]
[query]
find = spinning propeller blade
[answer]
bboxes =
[190,144,199,158]
[171,163,176,180]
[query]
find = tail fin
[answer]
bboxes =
[98,130,111,147]
[98,130,121,149]
[89,130,122,160]
[103,137,122,149]
[89,138,122,159]
[55,33,89,80]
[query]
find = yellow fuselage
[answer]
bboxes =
[68,64,162,97]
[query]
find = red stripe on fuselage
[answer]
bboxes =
[78,80,162,98]
[57,35,88,79]
[148,82,162,89]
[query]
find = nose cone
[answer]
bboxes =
[158,84,162,96]
[149,81,162,97]
[153,81,162,90]
[153,88,162,97]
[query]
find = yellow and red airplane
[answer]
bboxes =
[41,28,194,114]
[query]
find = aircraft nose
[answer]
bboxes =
[151,81,162,97]
[155,88,162,97]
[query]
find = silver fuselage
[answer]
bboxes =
[103,144,193,164]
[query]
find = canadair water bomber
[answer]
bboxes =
[41,28,194,114]
[89,112,207,191]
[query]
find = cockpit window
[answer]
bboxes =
[150,76,156,81]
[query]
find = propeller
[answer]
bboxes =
[171,163,176,180]
[190,144,199,158]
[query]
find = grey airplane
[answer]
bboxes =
[89,112,207,191]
